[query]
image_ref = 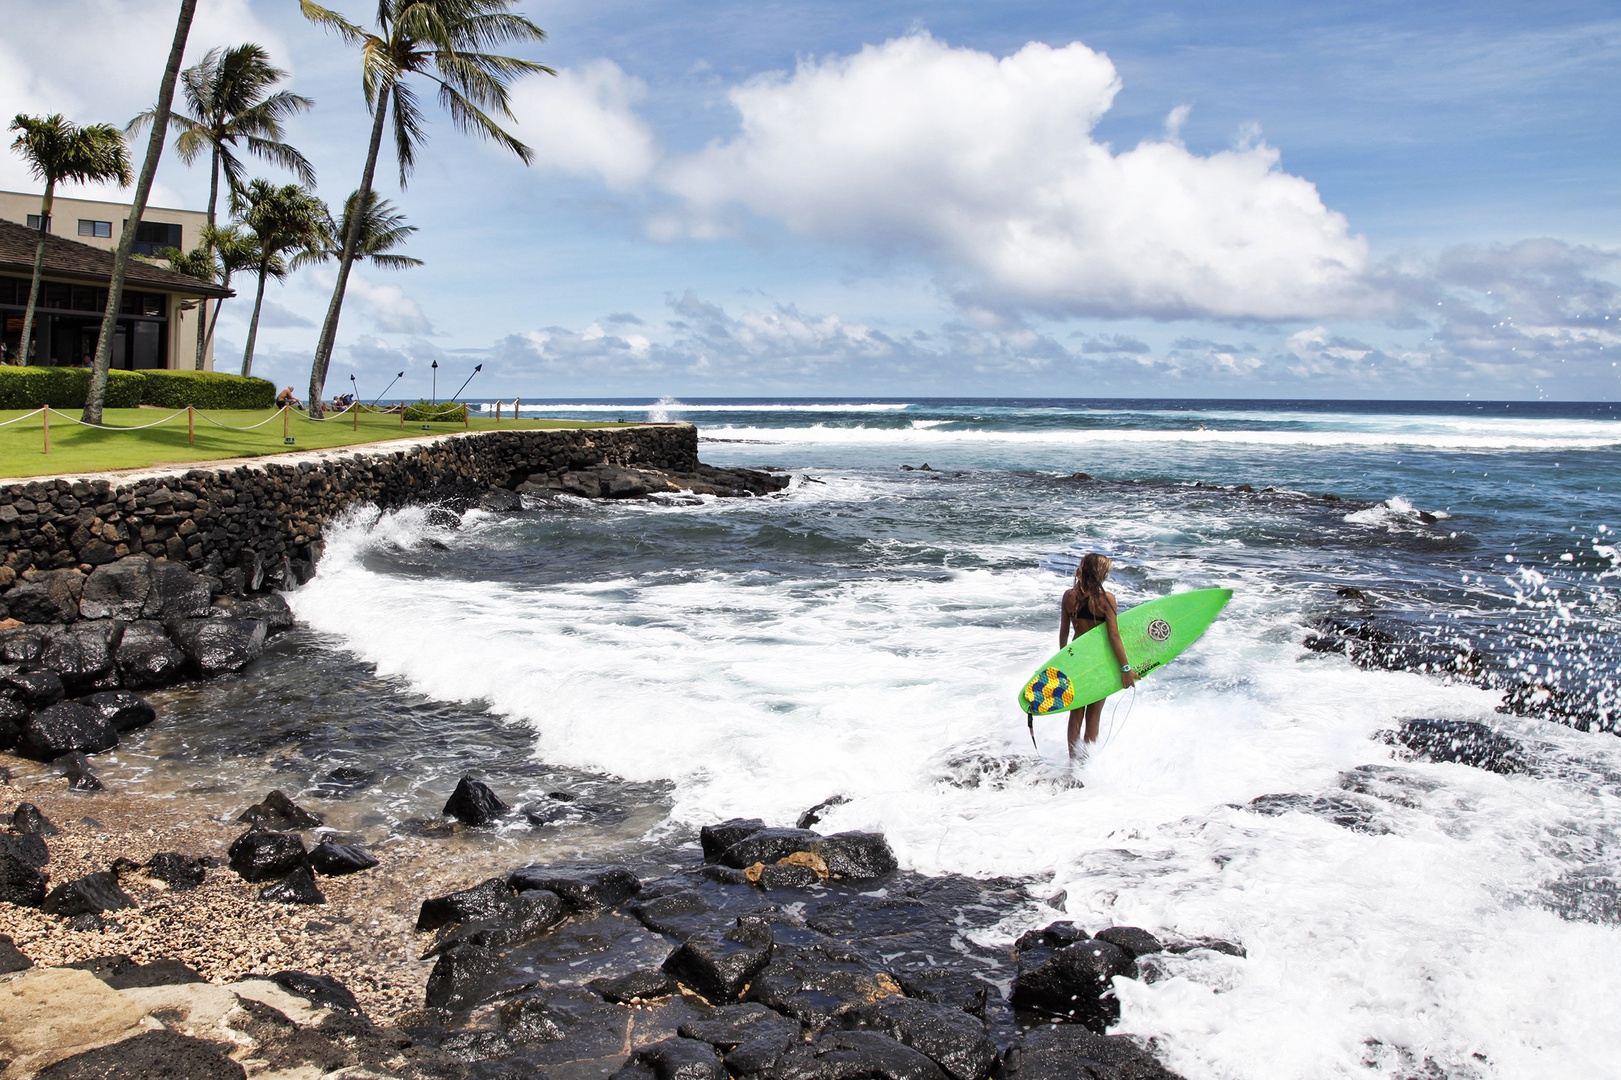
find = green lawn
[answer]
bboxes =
[0,407,632,479]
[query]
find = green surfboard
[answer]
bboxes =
[1017,588,1233,716]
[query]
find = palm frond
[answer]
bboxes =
[300,0,368,45]
[436,80,531,163]
[242,134,317,187]
[390,80,428,184]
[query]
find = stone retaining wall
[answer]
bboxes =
[0,424,697,608]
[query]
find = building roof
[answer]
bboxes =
[0,217,231,299]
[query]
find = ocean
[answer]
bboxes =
[133,398,1620,1078]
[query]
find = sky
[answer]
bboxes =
[1,0,1618,401]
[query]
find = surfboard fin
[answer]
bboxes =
[1026,712,1037,749]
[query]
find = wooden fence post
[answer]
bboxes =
[283,404,290,441]
[187,404,195,446]
[352,401,359,431]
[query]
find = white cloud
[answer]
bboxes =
[345,274,433,335]
[661,33,1384,322]
[506,61,659,191]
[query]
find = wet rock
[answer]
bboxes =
[811,831,900,879]
[318,765,375,794]
[1382,718,1526,774]
[0,625,50,663]
[614,1036,728,1080]
[1162,937,1246,958]
[309,840,378,876]
[1245,792,1388,834]
[776,1029,949,1080]
[1010,938,1136,1031]
[680,1003,801,1075]
[0,695,27,749]
[42,871,136,917]
[841,996,999,1080]
[170,617,266,677]
[759,862,822,889]
[1092,926,1163,960]
[113,620,186,689]
[237,789,324,831]
[0,932,31,973]
[0,840,47,906]
[227,828,309,883]
[1015,922,1089,953]
[630,888,726,940]
[444,774,509,826]
[40,621,123,690]
[425,889,568,958]
[77,690,155,733]
[797,794,850,830]
[700,865,750,886]
[717,826,821,869]
[663,916,775,1003]
[0,665,65,707]
[7,831,48,869]
[1336,586,1369,601]
[897,971,990,1020]
[270,970,365,1016]
[6,568,86,623]
[589,967,678,1003]
[700,817,766,861]
[57,751,103,791]
[747,941,900,1027]
[78,558,154,620]
[418,876,517,931]
[145,560,213,619]
[19,702,117,760]
[142,852,207,891]
[508,864,640,911]
[12,801,59,835]
[478,488,523,512]
[32,1029,246,1080]
[425,941,504,1011]
[211,592,295,631]
[999,1023,1183,1080]
[260,865,326,905]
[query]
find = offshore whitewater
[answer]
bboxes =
[155,399,1618,1078]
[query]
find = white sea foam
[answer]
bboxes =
[1343,495,1452,529]
[490,401,914,413]
[290,491,1621,1079]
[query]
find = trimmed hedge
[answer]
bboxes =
[402,402,468,422]
[0,366,144,409]
[137,370,276,409]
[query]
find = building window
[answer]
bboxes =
[128,220,183,256]
[77,219,112,238]
[25,214,50,232]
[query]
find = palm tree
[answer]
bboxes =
[130,43,315,369]
[330,189,423,271]
[299,0,552,415]
[201,224,260,356]
[233,180,329,377]
[7,114,131,365]
[84,0,199,424]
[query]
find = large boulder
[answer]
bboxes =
[443,775,508,826]
[114,621,186,689]
[716,827,821,869]
[211,592,294,631]
[507,864,640,911]
[424,941,503,1012]
[811,831,899,880]
[170,617,266,677]
[260,865,325,905]
[42,872,136,918]
[0,837,49,907]
[40,622,123,692]
[1010,938,1136,1032]
[308,841,378,876]
[0,665,65,707]
[226,829,308,883]
[78,557,154,621]
[236,790,323,831]
[662,917,774,1004]
[999,1024,1183,1080]
[775,1030,949,1080]
[144,561,212,619]
[840,997,999,1080]
[0,625,50,664]
[417,876,519,931]
[614,1037,727,1080]
[745,942,900,1028]
[77,691,156,734]
[6,569,86,624]
[1382,718,1527,774]
[679,1003,801,1075]
[700,818,766,861]
[18,702,117,760]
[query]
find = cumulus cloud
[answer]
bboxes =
[344,275,434,335]
[660,33,1384,322]
[506,61,659,191]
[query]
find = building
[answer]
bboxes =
[0,190,227,370]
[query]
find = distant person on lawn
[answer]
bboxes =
[276,386,301,409]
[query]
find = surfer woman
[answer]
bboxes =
[1060,553,1136,759]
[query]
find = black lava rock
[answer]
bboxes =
[589,968,678,1004]
[0,665,65,707]
[1093,926,1163,960]
[1010,938,1136,1031]
[418,876,517,931]
[812,831,899,879]
[425,941,504,1011]
[897,971,991,1020]
[143,852,207,891]
[170,617,267,677]
[746,942,896,1027]
[19,702,117,760]
[56,750,103,791]
[444,775,509,826]
[213,592,295,631]
[662,917,775,1004]
[40,622,122,692]
[0,932,32,973]
[0,696,27,749]
[260,865,326,905]
[114,620,187,690]
[759,862,822,889]
[616,1037,727,1080]
[42,871,136,917]
[78,557,155,621]
[227,828,309,882]
[12,801,59,835]
[5,569,85,624]
[1383,718,1527,774]
[999,1023,1183,1080]
[716,827,820,869]
[237,789,324,830]
[508,864,640,911]
[146,561,214,620]
[1014,921,1090,953]
[841,996,999,1080]
[796,794,851,830]
[680,1003,800,1075]
[77,690,156,733]
[270,970,365,1016]
[425,889,569,960]
[699,817,766,861]
[777,1029,948,1080]
[32,1029,246,1080]
[6,832,47,869]
[309,840,379,876]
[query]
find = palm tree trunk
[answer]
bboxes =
[17,180,54,367]
[83,0,197,424]
[242,267,268,377]
[206,271,229,353]
[307,90,389,419]
[194,143,221,370]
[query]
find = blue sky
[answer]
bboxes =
[2,0,1617,400]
